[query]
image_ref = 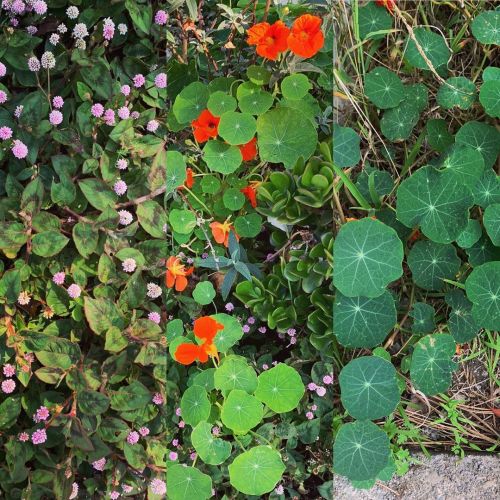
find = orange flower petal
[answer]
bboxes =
[193,316,224,342]
[175,275,188,292]
[175,343,202,365]
[166,270,175,288]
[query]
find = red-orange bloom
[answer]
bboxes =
[210,220,239,248]
[166,256,194,292]
[240,184,259,208]
[376,0,396,12]
[247,21,290,61]
[174,316,224,365]
[177,167,194,191]
[287,14,324,59]
[239,137,258,161]
[191,110,220,143]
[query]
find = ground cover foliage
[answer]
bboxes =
[332,0,499,492]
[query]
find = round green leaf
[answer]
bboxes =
[445,290,481,343]
[218,111,257,146]
[172,82,209,124]
[364,67,405,109]
[396,166,473,244]
[404,27,450,70]
[223,188,245,211]
[409,302,436,334]
[281,74,312,100]
[405,83,429,112]
[211,313,244,353]
[247,65,271,85]
[256,108,317,169]
[456,219,482,249]
[340,356,400,420]
[166,150,187,194]
[180,385,211,427]
[466,234,500,267]
[333,126,360,168]
[333,290,396,348]
[167,464,212,500]
[407,240,461,291]
[333,420,390,481]
[439,144,485,190]
[168,208,196,235]
[238,91,274,115]
[333,218,403,298]
[191,421,232,465]
[229,446,285,496]
[456,121,500,169]
[472,168,500,208]
[191,368,216,392]
[479,80,500,118]
[380,102,419,141]
[426,119,454,152]
[254,363,305,413]
[465,261,500,330]
[358,1,393,40]
[483,203,500,246]
[471,10,500,45]
[203,140,242,174]
[214,355,258,393]
[221,389,263,434]
[436,77,476,110]
[410,334,457,396]
[192,281,216,305]
[483,66,500,81]
[234,213,262,238]
[201,175,221,195]
[207,91,237,117]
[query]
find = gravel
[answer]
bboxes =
[334,453,500,500]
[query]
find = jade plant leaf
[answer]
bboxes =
[339,356,400,420]
[410,334,457,396]
[333,218,404,298]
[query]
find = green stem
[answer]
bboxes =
[249,429,273,446]
[328,161,371,210]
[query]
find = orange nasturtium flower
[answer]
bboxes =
[174,316,224,365]
[287,14,324,59]
[239,137,258,161]
[166,256,194,292]
[177,167,194,191]
[210,220,239,248]
[246,20,290,60]
[240,181,261,208]
[376,0,396,12]
[191,109,220,143]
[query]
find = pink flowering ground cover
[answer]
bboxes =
[0,1,167,498]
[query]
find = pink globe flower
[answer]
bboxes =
[152,393,164,405]
[92,457,106,471]
[114,180,127,196]
[52,96,64,108]
[1,379,16,394]
[18,432,29,442]
[53,271,65,285]
[154,73,167,89]
[305,411,314,420]
[0,90,8,104]
[127,431,140,445]
[117,106,130,120]
[307,382,317,391]
[122,258,136,273]
[11,0,26,15]
[0,62,6,78]
[69,483,79,500]
[323,374,333,385]
[121,84,131,96]
[150,479,166,496]
[28,56,41,72]
[49,110,63,125]
[0,126,13,140]
[116,158,128,170]
[148,311,161,324]
[109,492,120,500]
[146,283,162,299]
[146,120,159,132]
[31,428,47,445]
[168,451,178,461]
[118,210,133,226]
[154,10,168,26]
[103,18,115,40]
[3,364,15,377]
[131,111,140,119]
[122,485,133,494]
[139,426,150,437]
[104,108,115,126]
[33,406,50,423]
[91,103,104,117]
[315,386,326,397]
[132,74,145,88]
[67,284,81,299]
[33,1,47,15]
[11,139,28,159]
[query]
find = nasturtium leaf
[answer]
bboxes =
[168,208,196,235]
[456,121,500,169]
[340,356,400,420]
[439,144,485,190]
[471,10,500,45]
[465,261,500,330]
[281,74,312,100]
[191,422,232,465]
[410,334,457,396]
[211,313,243,353]
[472,168,500,208]
[333,290,396,348]
[333,420,390,481]
[436,77,476,110]
[409,302,436,334]
[166,151,186,194]
[407,240,461,291]
[203,140,242,174]
[364,67,405,109]
[180,385,211,427]
[254,363,305,413]
[457,219,482,249]
[237,81,260,99]
[479,80,500,118]
[445,290,481,343]
[229,446,285,496]
[247,65,271,85]
[333,218,403,298]
[167,464,212,500]
[207,91,237,116]
[356,165,394,201]
[221,389,263,434]
[358,1,393,40]
[404,83,429,113]
[426,119,454,152]
[466,234,500,267]
[380,102,419,141]
[192,369,216,392]
[483,203,500,246]
[172,82,209,124]
[223,188,245,211]
[32,231,69,257]
[192,281,216,305]
[483,66,500,81]
[218,111,257,146]
[256,108,317,168]
[238,91,274,115]
[201,175,221,194]
[214,355,258,393]
[404,27,450,70]
[333,126,360,168]
[396,167,473,243]
[167,320,182,342]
